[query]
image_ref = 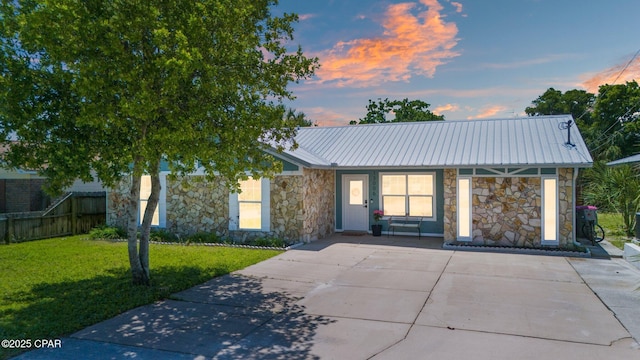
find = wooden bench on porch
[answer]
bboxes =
[387,215,424,238]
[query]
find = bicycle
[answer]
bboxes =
[582,220,605,244]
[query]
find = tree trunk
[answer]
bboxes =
[126,170,149,285]
[138,161,161,285]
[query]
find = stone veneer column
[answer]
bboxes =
[270,176,304,241]
[301,169,335,242]
[557,168,574,247]
[443,169,457,241]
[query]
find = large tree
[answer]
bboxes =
[589,81,640,161]
[0,0,317,285]
[351,98,444,124]
[285,108,316,127]
[525,87,595,127]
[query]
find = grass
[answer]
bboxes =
[0,236,282,359]
[598,212,634,250]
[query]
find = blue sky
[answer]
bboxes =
[276,0,640,125]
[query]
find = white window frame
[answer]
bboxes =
[138,173,167,228]
[457,176,472,241]
[379,172,436,220]
[541,176,559,245]
[229,177,271,232]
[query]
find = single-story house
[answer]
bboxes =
[107,115,593,248]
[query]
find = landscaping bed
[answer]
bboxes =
[443,242,590,257]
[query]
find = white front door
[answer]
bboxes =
[342,174,369,231]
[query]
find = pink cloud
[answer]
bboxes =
[467,105,508,120]
[433,103,460,114]
[581,55,640,93]
[304,107,355,127]
[313,0,460,87]
[450,1,463,13]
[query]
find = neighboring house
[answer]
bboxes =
[107,115,593,248]
[607,153,640,166]
[0,166,107,214]
[0,168,50,213]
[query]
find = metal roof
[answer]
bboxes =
[284,115,593,168]
[607,153,640,166]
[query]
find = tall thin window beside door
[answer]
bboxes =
[457,177,471,241]
[542,177,558,244]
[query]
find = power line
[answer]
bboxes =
[607,48,640,87]
[589,100,640,154]
[575,48,640,123]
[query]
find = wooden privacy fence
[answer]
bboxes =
[0,192,106,244]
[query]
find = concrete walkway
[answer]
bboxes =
[15,235,640,359]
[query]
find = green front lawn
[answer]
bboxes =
[598,212,634,250]
[0,236,282,359]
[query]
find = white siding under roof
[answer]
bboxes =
[285,115,592,168]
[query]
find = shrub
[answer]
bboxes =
[251,237,286,248]
[149,228,179,242]
[184,232,222,244]
[582,162,640,236]
[88,226,126,240]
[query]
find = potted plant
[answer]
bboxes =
[372,209,384,236]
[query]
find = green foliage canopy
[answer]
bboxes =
[0,0,318,192]
[525,82,640,162]
[589,81,640,161]
[0,0,317,285]
[352,98,444,124]
[525,87,595,127]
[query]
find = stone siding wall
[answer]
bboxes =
[471,177,541,247]
[107,170,336,244]
[301,169,335,242]
[166,176,229,237]
[443,168,575,247]
[106,175,131,230]
[270,175,304,240]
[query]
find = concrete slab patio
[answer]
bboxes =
[14,235,640,359]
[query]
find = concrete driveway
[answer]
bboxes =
[15,235,640,359]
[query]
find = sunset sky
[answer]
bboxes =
[276,0,640,126]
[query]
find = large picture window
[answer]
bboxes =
[381,173,434,217]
